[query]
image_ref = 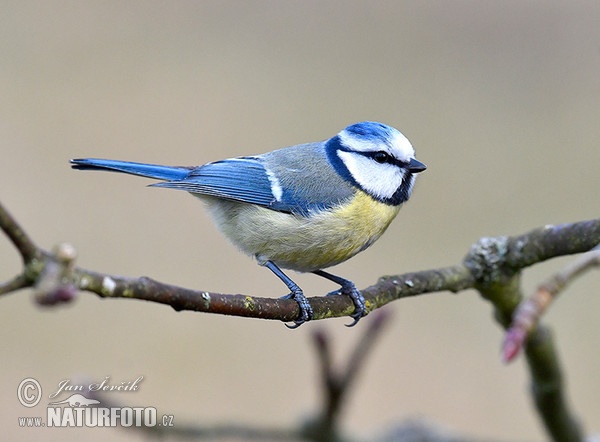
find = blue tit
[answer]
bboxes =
[71,121,426,327]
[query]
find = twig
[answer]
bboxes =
[503,243,600,362]
[525,325,584,442]
[0,273,30,295]
[308,310,392,441]
[467,234,591,442]
[0,201,39,263]
[2,195,599,323]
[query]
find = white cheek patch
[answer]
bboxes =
[337,150,405,200]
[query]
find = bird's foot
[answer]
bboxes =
[280,289,313,329]
[340,282,368,327]
[313,270,368,327]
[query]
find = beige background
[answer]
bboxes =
[1,2,599,441]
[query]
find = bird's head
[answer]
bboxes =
[326,121,426,205]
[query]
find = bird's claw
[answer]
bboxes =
[342,284,368,327]
[327,287,366,326]
[279,275,367,327]
[312,270,368,326]
[281,290,313,329]
[285,320,305,329]
[345,308,367,327]
[325,286,368,326]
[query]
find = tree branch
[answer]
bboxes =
[525,325,583,442]
[306,309,392,441]
[1,198,598,441]
[2,196,598,322]
[503,244,600,362]
[0,200,39,263]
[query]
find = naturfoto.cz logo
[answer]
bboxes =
[17,376,175,429]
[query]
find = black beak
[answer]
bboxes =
[408,158,427,173]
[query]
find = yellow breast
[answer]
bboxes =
[202,191,401,272]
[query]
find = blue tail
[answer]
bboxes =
[70,158,191,181]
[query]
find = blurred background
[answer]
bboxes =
[1,2,599,441]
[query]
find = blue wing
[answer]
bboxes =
[72,145,356,215]
[151,156,299,213]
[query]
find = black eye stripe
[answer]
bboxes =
[334,143,408,168]
[362,151,406,167]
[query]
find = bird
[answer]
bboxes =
[71,121,426,328]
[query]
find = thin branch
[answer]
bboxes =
[0,201,39,263]
[308,310,392,441]
[2,194,599,323]
[78,327,485,442]
[503,243,600,362]
[469,238,590,442]
[342,309,391,387]
[506,220,600,267]
[0,273,30,295]
[477,272,585,441]
[78,380,302,440]
[71,265,475,323]
[525,325,584,442]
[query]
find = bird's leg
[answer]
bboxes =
[264,260,313,328]
[312,270,367,327]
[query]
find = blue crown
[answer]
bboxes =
[343,121,398,143]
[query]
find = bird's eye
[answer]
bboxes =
[373,151,389,164]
